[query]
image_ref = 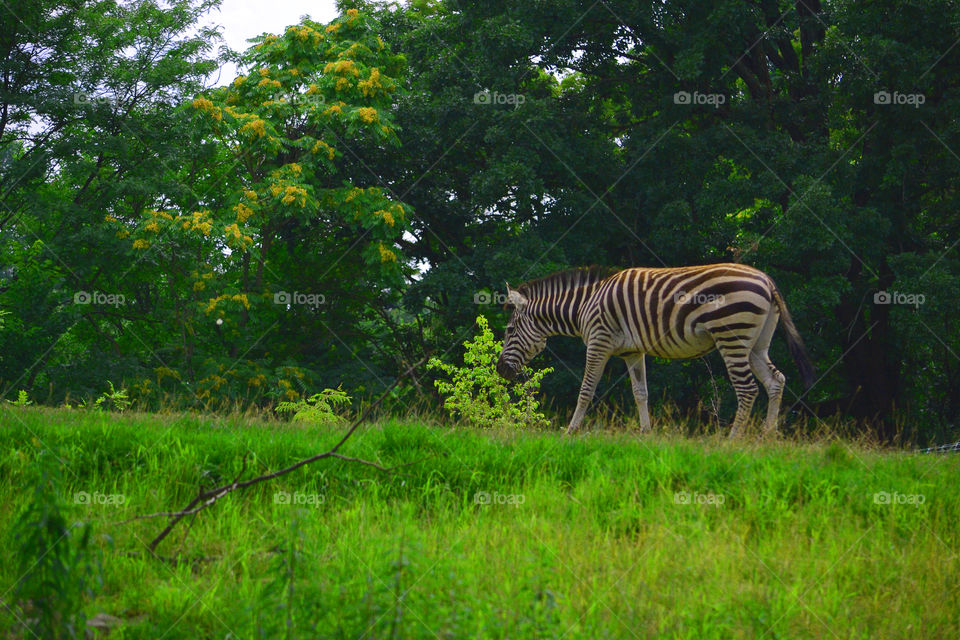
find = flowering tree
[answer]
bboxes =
[115,8,412,405]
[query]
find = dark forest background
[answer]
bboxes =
[2,0,958,440]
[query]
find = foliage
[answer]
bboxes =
[94,381,131,413]
[1,0,959,437]
[7,390,32,407]
[428,316,553,429]
[8,451,98,639]
[276,386,352,426]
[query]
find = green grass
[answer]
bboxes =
[1,407,958,639]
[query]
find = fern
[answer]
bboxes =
[276,386,352,426]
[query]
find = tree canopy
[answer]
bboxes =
[2,0,958,439]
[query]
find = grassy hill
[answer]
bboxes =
[1,408,957,638]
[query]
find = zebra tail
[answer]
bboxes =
[773,287,816,389]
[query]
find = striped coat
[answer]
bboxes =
[496,264,815,436]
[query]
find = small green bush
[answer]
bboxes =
[428,315,553,429]
[276,386,352,426]
[95,381,131,413]
[7,389,32,407]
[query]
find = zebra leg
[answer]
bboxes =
[750,350,785,434]
[719,346,759,437]
[624,353,651,433]
[565,346,611,435]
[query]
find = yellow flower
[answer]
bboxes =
[234,202,254,223]
[240,119,267,137]
[193,280,206,292]
[378,243,397,263]
[323,59,359,77]
[132,239,150,250]
[358,68,382,96]
[374,209,395,226]
[203,295,225,315]
[116,230,130,239]
[104,215,117,223]
[311,139,336,160]
[192,97,214,111]
[287,163,302,176]
[323,103,343,116]
[325,23,340,33]
[278,184,307,207]
[355,107,378,123]
[257,78,282,89]
[155,366,180,382]
[145,222,160,233]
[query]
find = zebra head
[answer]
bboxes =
[496,285,547,381]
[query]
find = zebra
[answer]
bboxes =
[495,264,815,436]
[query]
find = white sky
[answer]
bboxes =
[201,0,340,85]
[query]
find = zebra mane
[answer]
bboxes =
[515,266,618,298]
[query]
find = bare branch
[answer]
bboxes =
[138,356,430,552]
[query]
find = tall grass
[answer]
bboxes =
[1,406,957,638]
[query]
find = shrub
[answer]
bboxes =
[276,386,352,426]
[428,316,553,429]
[7,389,32,407]
[95,381,131,412]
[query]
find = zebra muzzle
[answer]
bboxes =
[496,359,519,381]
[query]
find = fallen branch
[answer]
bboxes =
[141,356,429,553]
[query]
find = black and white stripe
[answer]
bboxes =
[496,264,815,436]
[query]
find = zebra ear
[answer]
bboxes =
[506,285,528,308]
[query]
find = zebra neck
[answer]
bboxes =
[528,291,591,337]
